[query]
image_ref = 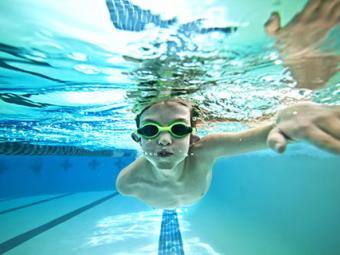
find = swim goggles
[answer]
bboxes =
[134,121,197,139]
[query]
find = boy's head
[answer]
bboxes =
[131,99,200,170]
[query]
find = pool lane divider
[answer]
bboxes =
[0,193,76,215]
[0,192,118,254]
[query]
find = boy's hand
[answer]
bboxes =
[267,102,340,154]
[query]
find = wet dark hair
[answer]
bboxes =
[135,99,200,128]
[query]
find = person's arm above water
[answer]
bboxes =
[264,0,340,90]
[192,102,340,159]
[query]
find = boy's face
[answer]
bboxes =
[138,102,192,170]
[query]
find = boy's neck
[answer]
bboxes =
[144,157,186,182]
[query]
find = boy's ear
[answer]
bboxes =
[190,134,200,145]
[131,133,141,143]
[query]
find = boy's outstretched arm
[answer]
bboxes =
[267,102,340,153]
[193,102,340,160]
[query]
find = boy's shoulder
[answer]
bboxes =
[116,156,147,195]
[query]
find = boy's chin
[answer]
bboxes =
[152,157,184,170]
[150,160,174,170]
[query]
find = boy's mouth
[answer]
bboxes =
[157,151,174,157]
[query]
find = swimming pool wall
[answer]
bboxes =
[0,150,136,198]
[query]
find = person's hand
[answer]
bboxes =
[265,0,340,89]
[267,102,340,154]
[265,0,340,52]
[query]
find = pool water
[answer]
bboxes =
[0,0,339,254]
[1,148,339,255]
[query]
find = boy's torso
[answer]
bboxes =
[120,153,214,209]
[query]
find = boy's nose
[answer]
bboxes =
[157,132,172,145]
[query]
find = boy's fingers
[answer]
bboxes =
[317,118,340,140]
[303,126,340,154]
[267,127,288,153]
[264,12,281,35]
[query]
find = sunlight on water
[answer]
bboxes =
[0,0,338,150]
[83,209,220,254]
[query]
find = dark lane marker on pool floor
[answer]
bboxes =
[0,193,76,215]
[0,192,118,254]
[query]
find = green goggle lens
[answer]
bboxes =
[140,125,158,137]
[136,122,195,139]
[171,124,191,136]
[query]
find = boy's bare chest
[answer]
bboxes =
[132,157,213,208]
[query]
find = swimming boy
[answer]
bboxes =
[116,100,340,209]
[115,0,340,209]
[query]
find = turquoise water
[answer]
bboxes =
[0,0,340,254]
[1,0,339,149]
